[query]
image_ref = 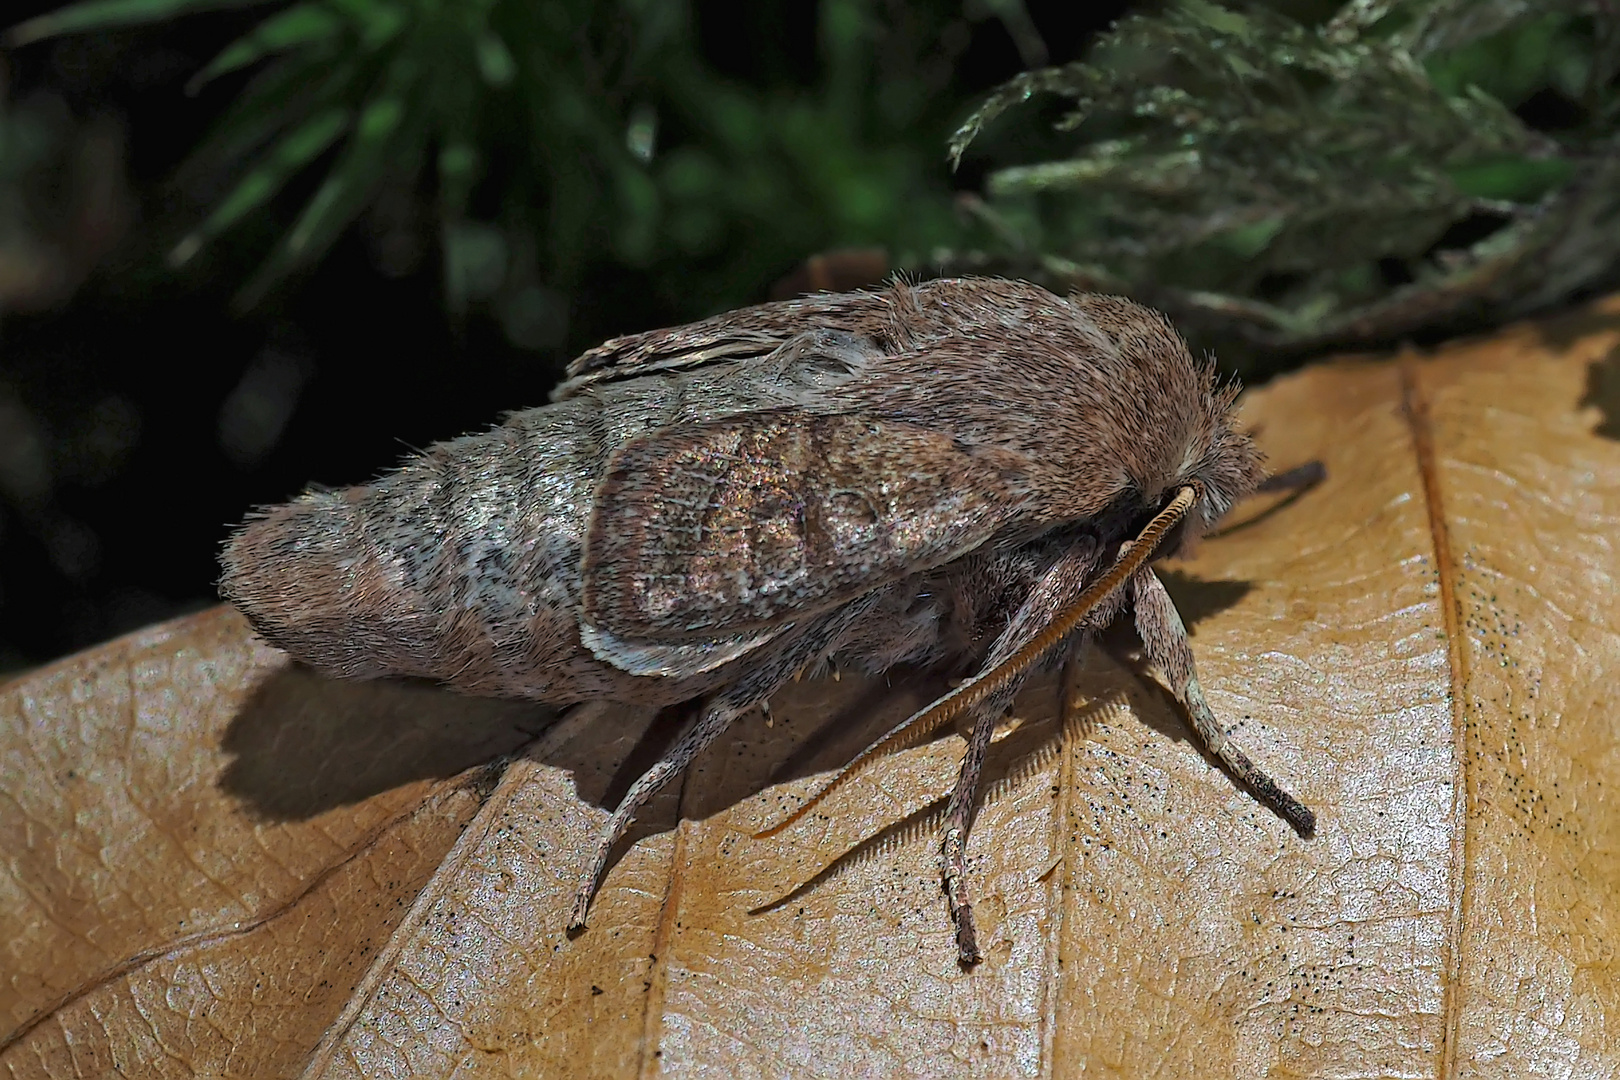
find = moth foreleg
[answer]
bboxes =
[1129,568,1314,835]
[941,539,1103,966]
[940,702,1007,967]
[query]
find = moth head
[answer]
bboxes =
[1062,293,1263,551]
[1125,367,1264,561]
[1181,377,1266,534]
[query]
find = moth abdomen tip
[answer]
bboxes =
[219,490,403,673]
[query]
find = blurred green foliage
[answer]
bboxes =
[943,0,1620,366]
[8,0,1620,368]
[9,0,984,345]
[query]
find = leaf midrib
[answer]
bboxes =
[1400,352,1473,1080]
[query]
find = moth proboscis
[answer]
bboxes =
[220,277,1320,967]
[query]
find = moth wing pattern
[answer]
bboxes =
[552,289,888,400]
[580,411,1028,667]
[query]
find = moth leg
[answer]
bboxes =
[940,539,1106,966]
[568,597,877,932]
[568,697,745,931]
[1129,568,1314,835]
[940,701,1007,966]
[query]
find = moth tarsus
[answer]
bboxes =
[219,277,1318,964]
[941,827,980,965]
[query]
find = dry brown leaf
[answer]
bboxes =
[6,298,1620,1077]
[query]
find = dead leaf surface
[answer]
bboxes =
[5,300,1620,1077]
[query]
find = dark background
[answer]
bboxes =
[0,1,1128,670]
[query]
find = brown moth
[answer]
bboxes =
[220,276,1315,965]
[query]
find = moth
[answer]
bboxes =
[220,277,1315,965]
